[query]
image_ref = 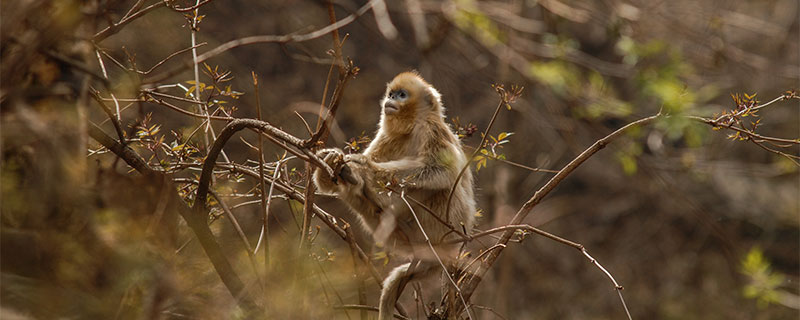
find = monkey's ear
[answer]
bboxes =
[425,86,443,110]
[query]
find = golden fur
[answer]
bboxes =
[313,72,475,320]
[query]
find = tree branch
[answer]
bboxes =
[87,123,258,312]
[454,114,660,311]
[143,0,377,84]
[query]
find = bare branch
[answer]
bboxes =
[193,119,334,213]
[144,0,377,84]
[94,1,166,41]
[171,0,216,12]
[454,113,660,313]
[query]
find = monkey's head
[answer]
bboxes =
[380,71,444,134]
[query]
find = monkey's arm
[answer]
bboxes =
[367,148,463,192]
[313,148,462,210]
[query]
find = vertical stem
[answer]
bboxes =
[326,0,344,74]
[300,0,342,249]
[253,72,270,288]
[299,165,316,250]
[190,0,209,150]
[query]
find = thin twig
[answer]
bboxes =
[691,115,800,145]
[188,0,211,153]
[89,89,126,144]
[252,71,270,270]
[171,0,216,12]
[294,111,314,137]
[458,244,505,277]
[121,0,146,20]
[94,1,166,41]
[143,43,207,74]
[144,0,377,84]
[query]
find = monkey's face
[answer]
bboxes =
[382,88,409,116]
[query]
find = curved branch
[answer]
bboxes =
[193,119,335,213]
[455,114,661,308]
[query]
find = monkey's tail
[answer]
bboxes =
[378,262,412,320]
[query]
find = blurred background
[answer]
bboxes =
[2,0,798,319]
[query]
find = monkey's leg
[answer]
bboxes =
[378,260,437,320]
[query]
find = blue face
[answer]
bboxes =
[388,89,408,101]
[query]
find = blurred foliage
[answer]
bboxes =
[741,246,787,308]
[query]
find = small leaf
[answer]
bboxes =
[185,85,196,97]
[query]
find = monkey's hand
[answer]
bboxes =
[316,148,360,186]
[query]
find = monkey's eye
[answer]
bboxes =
[395,89,408,100]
